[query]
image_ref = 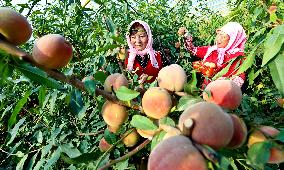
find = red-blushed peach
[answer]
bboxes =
[0,7,32,45]
[122,129,139,147]
[32,34,73,69]
[203,79,242,110]
[142,87,172,119]
[226,114,248,148]
[248,126,284,164]
[104,73,128,93]
[148,135,208,170]
[99,137,112,152]
[102,100,128,127]
[157,64,187,92]
[107,125,120,133]
[178,102,234,150]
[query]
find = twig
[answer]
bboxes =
[94,129,135,169]
[26,0,38,18]
[82,0,91,8]
[98,139,151,170]
[122,0,139,14]
[78,130,104,136]
[0,39,141,111]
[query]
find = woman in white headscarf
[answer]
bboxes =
[125,20,171,83]
[179,22,247,87]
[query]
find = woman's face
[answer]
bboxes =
[216,30,230,48]
[130,26,148,51]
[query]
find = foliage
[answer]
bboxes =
[0,0,283,169]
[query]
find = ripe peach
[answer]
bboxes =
[122,130,139,147]
[157,64,187,92]
[107,125,120,133]
[178,102,234,150]
[248,126,284,164]
[0,7,32,45]
[148,135,208,170]
[102,101,128,127]
[32,34,73,69]
[159,124,181,140]
[226,114,247,149]
[116,48,127,60]
[137,129,157,139]
[203,80,242,110]
[104,73,128,93]
[99,137,112,152]
[142,87,172,119]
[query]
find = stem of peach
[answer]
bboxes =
[182,118,194,136]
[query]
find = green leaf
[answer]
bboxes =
[8,89,31,128]
[268,53,284,97]
[262,25,284,67]
[44,147,61,170]
[111,35,125,45]
[236,42,262,75]
[49,90,58,115]
[83,79,97,95]
[275,130,284,142]
[151,131,166,150]
[14,63,64,89]
[61,150,101,164]
[104,129,117,145]
[212,58,237,80]
[16,154,29,170]
[184,70,199,95]
[69,90,85,115]
[38,86,47,108]
[159,117,175,127]
[130,115,158,130]
[177,95,203,111]
[105,17,116,33]
[7,118,26,145]
[248,142,272,165]
[94,71,107,84]
[95,44,120,54]
[115,86,140,101]
[26,151,39,170]
[60,144,82,158]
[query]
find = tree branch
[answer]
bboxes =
[0,39,141,111]
[98,139,151,170]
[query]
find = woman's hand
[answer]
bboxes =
[177,27,188,37]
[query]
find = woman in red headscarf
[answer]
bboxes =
[125,20,171,83]
[179,22,247,88]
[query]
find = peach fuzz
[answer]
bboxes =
[203,79,242,110]
[148,135,208,170]
[178,102,234,150]
[157,64,187,92]
[142,87,172,119]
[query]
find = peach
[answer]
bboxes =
[122,130,139,147]
[116,48,127,60]
[102,101,128,127]
[159,124,181,140]
[99,137,112,152]
[203,80,242,110]
[104,73,128,93]
[32,34,73,69]
[178,102,234,150]
[137,129,157,139]
[82,76,94,82]
[107,125,120,133]
[148,135,208,170]
[226,114,248,149]
[248,126,284,164]
[157,64,187,92]
[142,87,172,119]
[0,7,32,45]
